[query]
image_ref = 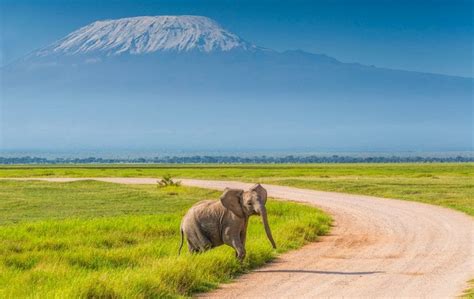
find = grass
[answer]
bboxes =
[463,280,474,298]
[0,163,472,215]
[0,180,331,298]
[1,163,472,296]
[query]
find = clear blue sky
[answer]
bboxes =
[1,0,472,77]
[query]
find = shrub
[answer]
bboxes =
[157,174,181,187]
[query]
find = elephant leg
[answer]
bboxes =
[188,229,212,252]
[240,225,248,248]
[237,223,249,262]
[228,236,245,262]
[187,239,199,253]
[235,242,246,262]
[196,233,213,252]
[223,226,246,262]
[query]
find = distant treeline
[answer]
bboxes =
[0,155,472,164]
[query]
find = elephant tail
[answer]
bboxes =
[178,228,184,255]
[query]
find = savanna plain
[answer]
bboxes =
[0,163,472,297]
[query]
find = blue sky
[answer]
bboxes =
[1,0,473,77]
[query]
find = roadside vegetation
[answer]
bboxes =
[0,180,331,298]
[157,174,181,187]
[1,163,472,215]
[462,280,474,298]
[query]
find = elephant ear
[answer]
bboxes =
[250,184,267,204]
[220,188,245,218]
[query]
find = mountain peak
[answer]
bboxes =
[36,15,256,57]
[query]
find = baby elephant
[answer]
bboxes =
[179,184,276,261]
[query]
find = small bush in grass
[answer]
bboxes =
[158,174,181,187]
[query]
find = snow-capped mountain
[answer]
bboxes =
[34,16,256,57]
[3,15,472,151]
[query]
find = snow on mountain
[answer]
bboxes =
[35,15,256,57]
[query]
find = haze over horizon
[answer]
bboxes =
[1,1,473,153]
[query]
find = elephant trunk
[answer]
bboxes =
[260,206,277,249]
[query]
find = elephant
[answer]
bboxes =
[178,184,276,261]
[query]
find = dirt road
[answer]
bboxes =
[8,177,474,297]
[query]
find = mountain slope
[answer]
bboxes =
[2,16,472,151]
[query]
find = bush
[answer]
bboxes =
[158,174,181,187]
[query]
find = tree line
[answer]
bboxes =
[0,155,472,164]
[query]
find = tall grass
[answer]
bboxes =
[0,181,331,298]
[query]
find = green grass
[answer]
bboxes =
[462,280,474,298]
[1,163,472,215]
[0,180,331,298]
[1,163,472,296]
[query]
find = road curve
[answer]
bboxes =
[7,177,474,297]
